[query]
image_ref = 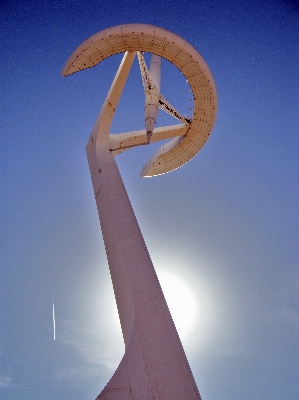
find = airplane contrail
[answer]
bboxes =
[52,292,56,341]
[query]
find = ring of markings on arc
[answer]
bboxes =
[62,24,217,177]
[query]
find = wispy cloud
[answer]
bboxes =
[267,269,299,323]
[0,346,12,389]
[57,318,124,374]
[0,374,12,389]
[52,363,105,380]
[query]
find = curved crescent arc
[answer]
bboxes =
[62,24,217,177]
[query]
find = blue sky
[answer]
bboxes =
[1,1,299,399]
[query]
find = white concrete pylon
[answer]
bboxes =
[85,51,202,399]
[62,24,217,400]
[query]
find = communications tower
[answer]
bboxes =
[63,24,217,399]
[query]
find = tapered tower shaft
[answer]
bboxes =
[85,51,202,399]
[86,139,201,399]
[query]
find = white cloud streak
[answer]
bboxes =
[53,303,56,341]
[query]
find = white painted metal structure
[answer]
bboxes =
[63,24,217,399]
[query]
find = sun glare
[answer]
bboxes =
[101,267,202,352]
[156,270,198,339]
